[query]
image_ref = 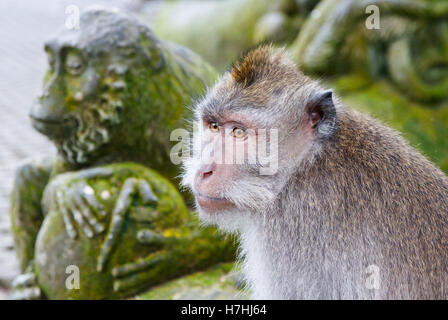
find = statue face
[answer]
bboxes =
[31,43,96,136]
[29,9,161,164]
[290,1,448,103]
[30,37,121,164]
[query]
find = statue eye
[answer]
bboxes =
[47,53,56,71]
[232,127,247,139]
[65,53,84,75]
[209,122,219,132]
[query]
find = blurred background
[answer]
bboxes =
[1,0,448,299]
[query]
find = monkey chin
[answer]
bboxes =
[195,193,236,213]
[194,193,250,233]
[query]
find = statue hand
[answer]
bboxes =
[97,178,158,272]
[110,232,181,294]
[110,227,235,295]
[45,168,113,239]
[11,263,42,300]
[55,179,107,239]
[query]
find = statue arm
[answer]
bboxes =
[10,157,53,272]
[109,219,236,297]
[10,157,53,299]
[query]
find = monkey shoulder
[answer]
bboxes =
[311,109,448,216]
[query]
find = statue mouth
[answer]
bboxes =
[29,115,64,125]
[29,114,74,138]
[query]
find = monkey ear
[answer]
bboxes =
[305,90,337,139]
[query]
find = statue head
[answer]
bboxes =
[30,8,215,173]
[291,0,448,103]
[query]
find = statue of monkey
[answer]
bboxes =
[10,8,234,299]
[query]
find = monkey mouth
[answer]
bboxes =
[194,192,235,212]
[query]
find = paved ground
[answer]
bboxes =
[0,0,146,300]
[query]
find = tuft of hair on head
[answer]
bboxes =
[230,44,296,88]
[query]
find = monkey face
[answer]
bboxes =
[183,85,299,219]
[183,97,330,228]
[183,46,338,229]
[190,115,256,213]
[183,110,281,229]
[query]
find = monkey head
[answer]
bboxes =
[183,45,337,231]
[30,8,166,165]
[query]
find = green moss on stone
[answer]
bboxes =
[137,262,248,300]
[150,0,274,70]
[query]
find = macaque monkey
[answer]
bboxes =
[182,45,448,299]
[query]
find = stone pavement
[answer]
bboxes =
[0,0,145,299]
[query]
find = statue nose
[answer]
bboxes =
[40,90,50,98]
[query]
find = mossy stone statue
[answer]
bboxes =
[146,0,320,70]
[287,0,448,172]
[148,0,276,70]
[290,0,448,102]
[10,8,235,299]
[35,164,234,299]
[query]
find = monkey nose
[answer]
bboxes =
[199,164,216,179]
[203,171,213,179]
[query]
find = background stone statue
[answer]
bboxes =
[288,0,448,172]
[290,0,448,102]
[150,0,448,103]
[145,0,319,70]
[10,8,235,299]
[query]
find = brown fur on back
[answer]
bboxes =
[277,108,448,298]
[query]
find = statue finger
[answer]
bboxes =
[138,180,158,204]
[12,287,41,300]
[97,213,124,272]
[111,252,169,293]
[81,184,107,217]
[71,207,94,238]
[97,178,139,272]
[111,251,167,279]
[136,229,167,245]
[58,196,77,239]
[12,273,36,289]
[76,167,113,180]
[73,192,105,234]
[114,178,139,214]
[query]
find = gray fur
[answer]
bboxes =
[183,46,448,299]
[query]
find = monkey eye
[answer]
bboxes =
[209,122,219,132]
[231,127,247,139]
